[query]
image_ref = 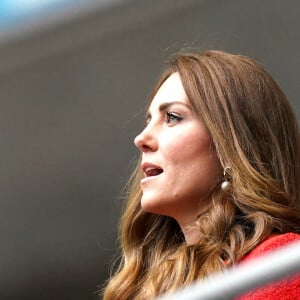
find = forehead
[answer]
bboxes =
[149,72,189,109]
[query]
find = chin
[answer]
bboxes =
[141,196,161,213]
[140,197,173,218]
[141,199,158,213]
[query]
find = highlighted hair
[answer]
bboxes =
[103,50,300,299]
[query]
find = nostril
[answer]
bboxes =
[141,144,153,152]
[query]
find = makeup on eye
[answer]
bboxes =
[144,110,184,127]
[145,101,191,125]
[166,111,183,124]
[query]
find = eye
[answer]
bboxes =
[166,112,183,124]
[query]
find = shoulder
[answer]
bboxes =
[237,233,300,300]
[243,232,300,261]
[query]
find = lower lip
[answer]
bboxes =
[141,173,163,185]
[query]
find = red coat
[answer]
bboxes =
[237,232,300,299]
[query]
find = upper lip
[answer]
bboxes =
[141,162,163,177]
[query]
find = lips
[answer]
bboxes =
[142,162,163,178]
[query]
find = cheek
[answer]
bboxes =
[163,131,212,163]
[167,135,221,187]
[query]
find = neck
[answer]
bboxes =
[178,220,200,245]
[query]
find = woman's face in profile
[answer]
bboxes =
[134,72,221,225]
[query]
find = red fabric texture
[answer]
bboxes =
[236,232,300,299]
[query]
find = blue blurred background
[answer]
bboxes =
[0,0,78,27]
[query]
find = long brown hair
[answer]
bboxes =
[103,50,300,299]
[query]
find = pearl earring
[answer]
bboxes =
[221,167,232,191]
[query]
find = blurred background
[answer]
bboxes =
[0,0,299,299]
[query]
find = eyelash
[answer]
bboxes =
[145,111,183,126]
[166,112,183,124]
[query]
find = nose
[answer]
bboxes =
[134,126,158,152]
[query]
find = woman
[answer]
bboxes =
[103,50,300,299]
